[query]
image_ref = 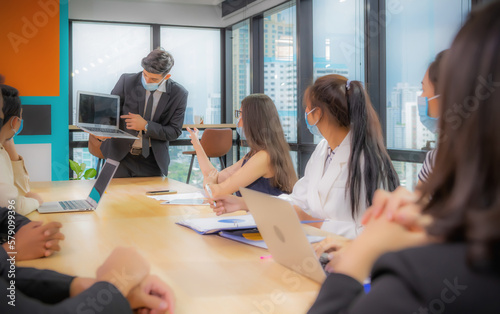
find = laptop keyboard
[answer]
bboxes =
[59,200,92,210]
[85,127,122,133]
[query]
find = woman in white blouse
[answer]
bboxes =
[211,75,399,239]
[0,84,43,215]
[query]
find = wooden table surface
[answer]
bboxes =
[21,177,325,314]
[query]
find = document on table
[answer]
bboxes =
[176,214,257,234]
[148,192,210,205]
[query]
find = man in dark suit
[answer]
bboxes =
[98,48,188,177]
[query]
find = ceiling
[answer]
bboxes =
[110,0,224,5]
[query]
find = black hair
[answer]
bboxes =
[0,84,22,124]
[306,75,400,218]
[141,47,174,75]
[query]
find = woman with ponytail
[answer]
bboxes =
[277,75,398,238]
[211,75,398,239]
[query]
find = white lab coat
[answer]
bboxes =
[280,133,366,239]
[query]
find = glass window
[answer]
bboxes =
[386,0,469,150]
[160,26,221,125]
[72,22,151,124]
[392,161,423,192]
[232,20,251,123]
[312,0,365,144]
[264,1,297,143]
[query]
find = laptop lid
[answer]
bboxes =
[240,187,327,284]
[77,91,120,130]
[86,159,120,208]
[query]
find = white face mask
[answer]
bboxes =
[141,73,166,91]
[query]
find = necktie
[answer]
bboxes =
[142,91,154,158]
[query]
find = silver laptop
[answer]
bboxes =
[38,159,120,213]
[76,91,138,139]
[240,188,327,284]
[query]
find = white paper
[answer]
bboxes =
[147,192,206,201]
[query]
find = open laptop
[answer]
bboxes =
[38,159,120,213]
[76,91,138,139]
[240,187,327,284]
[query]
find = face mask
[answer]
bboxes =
[141,73,165,91]
[417,95,440,133]
[236,117,245,139]
[11,118,23,137]
[305,107,322,137]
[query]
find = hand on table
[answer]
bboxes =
[2,221,64,260]
[121,113,147,131]
[127,275,175,314]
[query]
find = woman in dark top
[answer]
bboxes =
[187,94,297,199]
[308,3,500,313]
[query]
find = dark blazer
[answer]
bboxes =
[308,243,500,314]
[101,72,188,176]
[0,248,131,313]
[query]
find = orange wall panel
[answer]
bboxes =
[0,0,60,96]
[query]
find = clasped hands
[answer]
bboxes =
[313,187,431,275]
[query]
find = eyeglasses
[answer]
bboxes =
[234,109,242,118]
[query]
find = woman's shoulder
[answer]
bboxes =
[373,243,500,309]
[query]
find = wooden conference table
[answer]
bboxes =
[20,177,329,314]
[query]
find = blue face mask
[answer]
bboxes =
[11,118,23,137]
[417,95,440,133]
[305,107,322,137]
[141,73,165,91]
[236,117,245,139]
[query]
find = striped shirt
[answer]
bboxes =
[418,149,437,183]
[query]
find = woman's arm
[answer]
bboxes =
[186,127,217,177]
[209,150,272,197]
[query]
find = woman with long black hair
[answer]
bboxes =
[211,75,398,239]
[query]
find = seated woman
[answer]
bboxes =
[417,50,447,184]
[308,3,500,312]
[187,93,297,197]
[0,84,43,215]
[210,75,399,239]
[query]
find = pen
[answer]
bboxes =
[204,184,216,207]
[300,220,326,224]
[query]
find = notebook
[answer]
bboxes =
[176,214,257,234]
[38,159,119,213]
[76,91,137,139]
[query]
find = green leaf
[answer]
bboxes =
[80,163,86,172]
[69,159,80,172]
[84,168,97,180]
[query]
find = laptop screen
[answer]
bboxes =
[78,92,119,126]
[88,160,119,204]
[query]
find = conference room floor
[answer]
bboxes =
[21,177,329,314]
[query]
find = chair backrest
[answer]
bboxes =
[200,128,233,158]
[88,135,105,159]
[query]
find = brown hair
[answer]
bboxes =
[305,75,399,218]
[428,50,448,94]
[241,94,297,193]
[420,2,500,271]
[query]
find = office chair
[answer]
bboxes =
[183,128,233,184]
